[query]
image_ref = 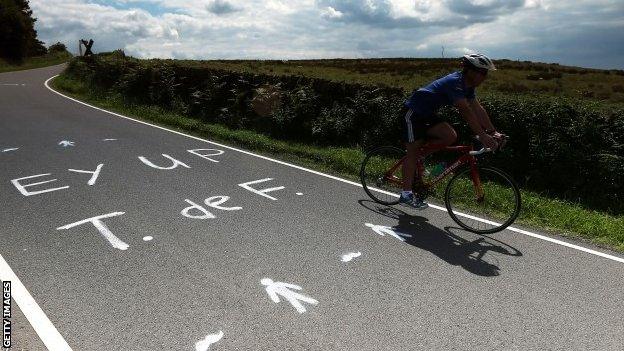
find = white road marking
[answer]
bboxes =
[11,173,69,196]
[187,148,225,163]
[0,254,73,350]
[341,252,362,262]
[181,197,242,219]
[181,199,216,219]
[2,148,19,152]
[68,163,103,186]
[238,178,284,201]
[56,212,129,250]
[261,278,318,314]
[143,236,153,241]
[44,75,624,264]
[138,154,190,170]
[103,138,117,141]
[195,331,224,351]
[204,196,242,211]
[296,192,303,196]
[58,140,74,147]
[365,223,412,242]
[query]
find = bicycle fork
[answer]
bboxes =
[469,158,485,202]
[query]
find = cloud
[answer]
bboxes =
[27,0,624,69]
[206,0,241,15]
[31,0,178,55]
[445,0,525,18]
[320,6,343,19]
[315,0,527,28]
[424,0,624,68]
[316,0,431,28]
[443,0,527,24]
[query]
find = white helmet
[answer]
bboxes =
[462,53,497,71]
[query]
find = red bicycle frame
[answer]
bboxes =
[383,143,485,200]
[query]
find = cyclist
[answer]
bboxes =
[399,53,504,209]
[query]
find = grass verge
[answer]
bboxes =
[0,52,71,73]
[51,74,624,252]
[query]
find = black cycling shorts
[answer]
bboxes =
[399,105,445,143]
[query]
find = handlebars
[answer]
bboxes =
[471,133,509,155]
[469,148,491,155]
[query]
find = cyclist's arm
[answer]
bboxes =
[468,98,496,133]
[454,98,488,136]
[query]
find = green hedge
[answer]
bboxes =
[65,54,624,214]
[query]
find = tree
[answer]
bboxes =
[0,0,47,62]
[48,42,67,53]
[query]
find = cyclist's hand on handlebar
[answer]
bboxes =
[490,131,508,150]
[491,131,505,139]
[478,132,499,151]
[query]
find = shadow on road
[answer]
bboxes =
[358,200,522,277]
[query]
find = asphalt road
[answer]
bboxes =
[1,65,623,350]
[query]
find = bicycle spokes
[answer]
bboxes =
[470,167,485,201]
[360,146,406,205]
[445,166,521,234]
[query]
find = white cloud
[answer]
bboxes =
[29,0,624,69]
[321,6,343,19]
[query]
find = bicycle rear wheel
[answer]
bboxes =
[360,146,406,205]
[445,166,521,234]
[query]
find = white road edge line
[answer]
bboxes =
[0,254,73,350]
[44,75,624,264]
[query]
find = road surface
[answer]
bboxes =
[1,65,623,350]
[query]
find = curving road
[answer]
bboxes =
[1,64,623,350]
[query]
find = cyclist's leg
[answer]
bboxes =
[403,116,455,188]
[400,107,426,191]
[399,109,430,209]
[425,121,457,147]
[403,139,425,191]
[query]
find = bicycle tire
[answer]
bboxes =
[360,146,405,205]
[445,166,521,234]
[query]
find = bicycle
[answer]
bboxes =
[360,136,521,234]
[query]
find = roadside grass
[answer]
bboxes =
[0,52,71,73]
[51,74,624,252]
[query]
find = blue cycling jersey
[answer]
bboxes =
[404,71,475,117]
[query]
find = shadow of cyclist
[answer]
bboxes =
[359,200,522,277]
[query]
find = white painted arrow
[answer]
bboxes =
[365,223,412,242]
[341,252,362,262]
[2,148,18,153]
[195,331,223,351]
[261,278,318,314]
[58,140,75,147]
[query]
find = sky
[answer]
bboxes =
[29,0,624,69]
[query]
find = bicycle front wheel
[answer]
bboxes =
[445,166,521,234]
[360,146,406,205]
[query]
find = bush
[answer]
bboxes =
[48,42,67,53]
